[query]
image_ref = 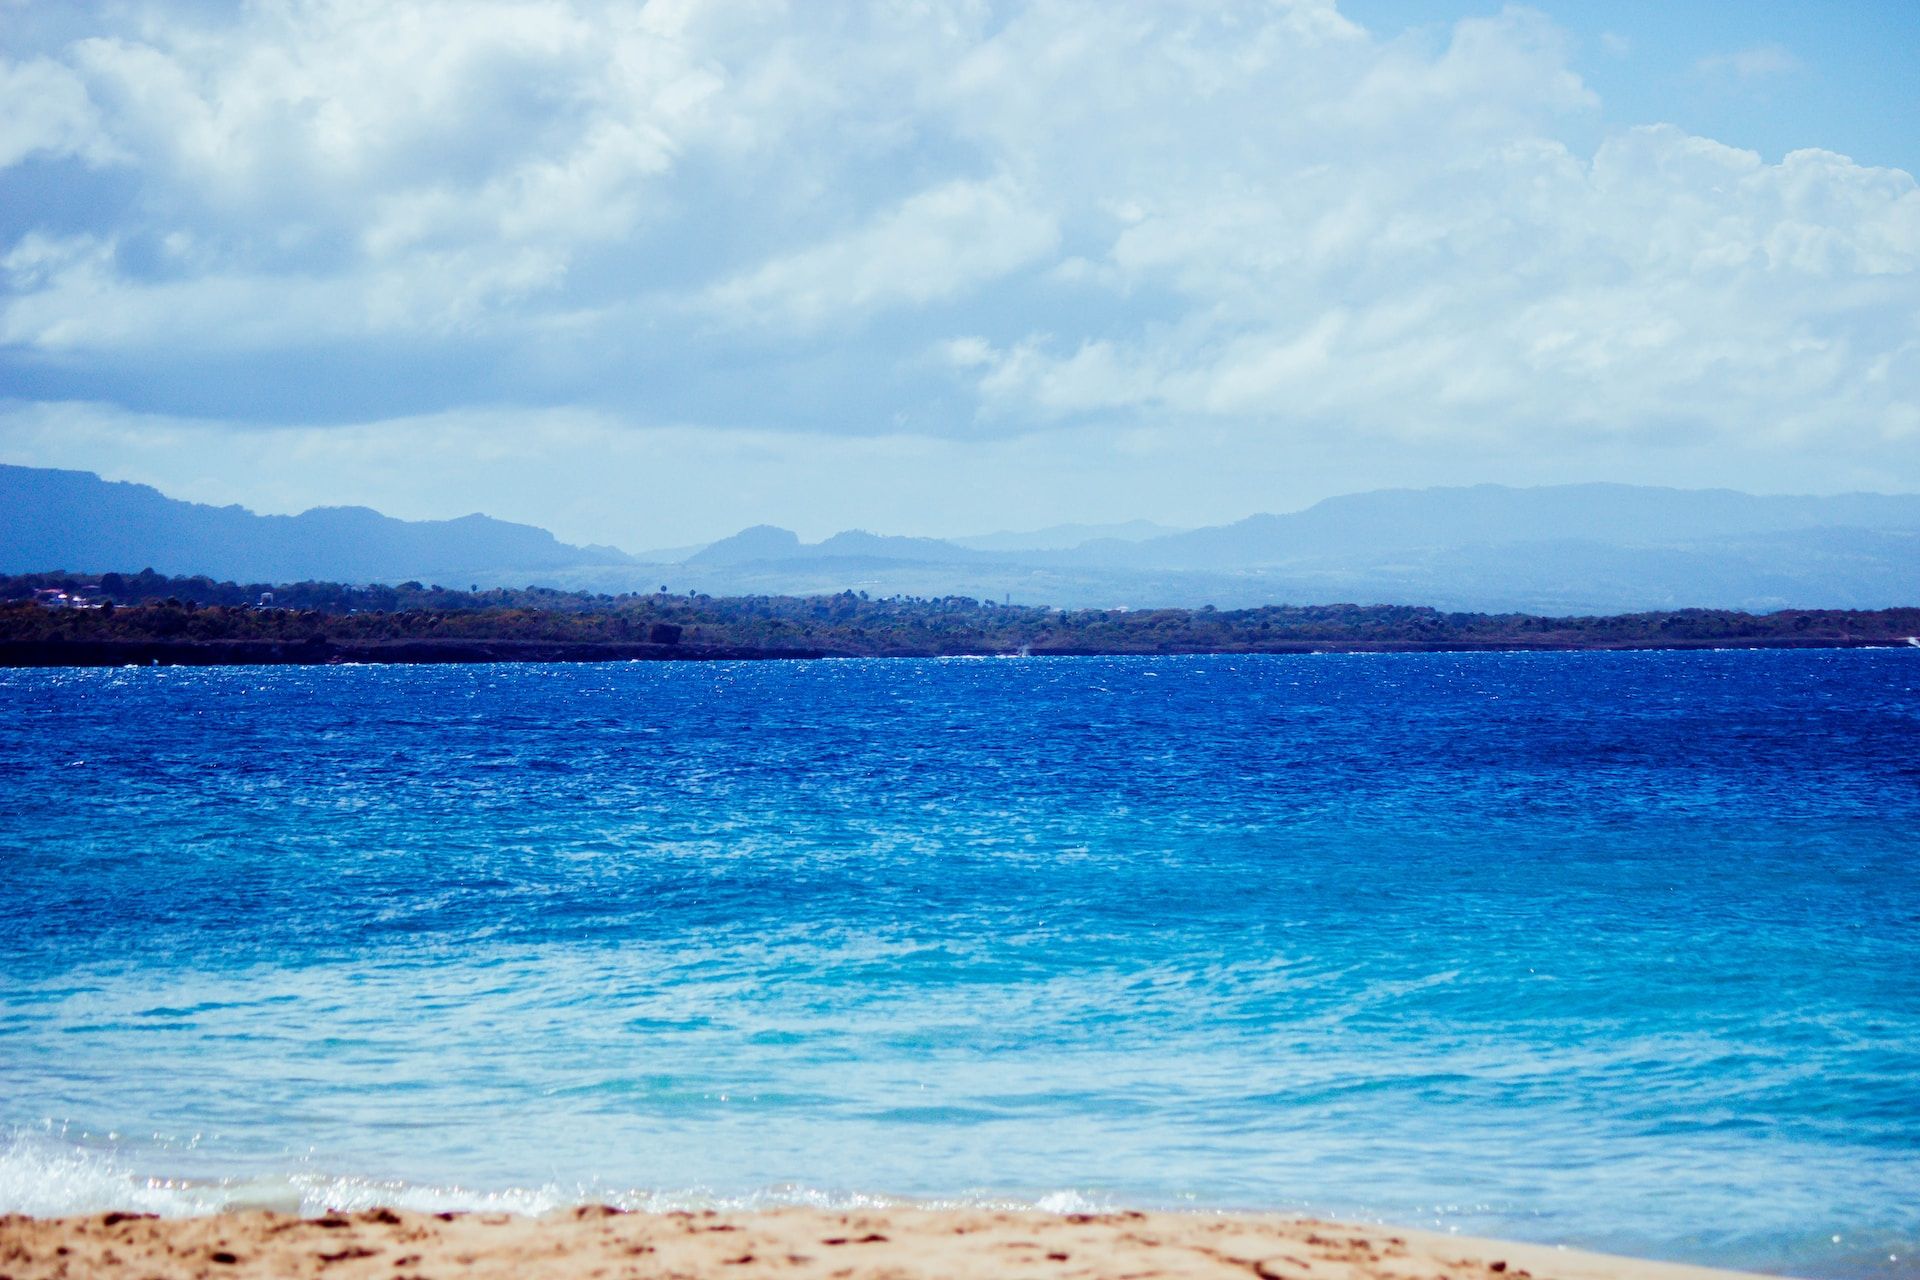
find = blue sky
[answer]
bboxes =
[1350,0,1920,174]
[2,0,1916,548]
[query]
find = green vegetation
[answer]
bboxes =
[3,570,1916,663]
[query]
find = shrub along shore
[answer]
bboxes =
[3,570,1916,665]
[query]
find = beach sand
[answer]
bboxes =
[0,1206,1782,1280]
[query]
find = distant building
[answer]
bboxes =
[29,587,104,610]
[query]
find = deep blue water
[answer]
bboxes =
[1,652,1916,1277]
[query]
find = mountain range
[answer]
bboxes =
[0,464,635,587]
[6,463,1919,614]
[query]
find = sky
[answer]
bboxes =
[1,0,1916,549]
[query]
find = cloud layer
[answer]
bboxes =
[1,0,1915,543]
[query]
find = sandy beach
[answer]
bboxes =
[0,1207,1783,1280]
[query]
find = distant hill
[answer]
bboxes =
[1097,484,1920,571]
[6,465,1918,613]
[685,524,805,565]
[0,465,636,585]
[645,484,1920,613]
[687,525,988,566]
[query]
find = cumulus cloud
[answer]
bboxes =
[0,56,117,168]
[703,177,1058,329]
[958,124,1920,449]
[0,0,1915,539]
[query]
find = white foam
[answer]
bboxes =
[0,1131,228,1218]
[0,1130,1123,1221]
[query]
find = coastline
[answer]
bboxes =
[0,1206,1791,1280]
[1,634,1915,667]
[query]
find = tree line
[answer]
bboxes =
[4,569,1917,660]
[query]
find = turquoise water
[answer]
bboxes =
[1,652,1916,1277]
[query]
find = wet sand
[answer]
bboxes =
[0,1206,1783,1280]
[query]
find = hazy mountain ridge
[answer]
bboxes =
[640,485,1920,612]
[687,528,992,566]
[615,531,1920,615]
[6,464,1920,613]
[0,464,635,585]
[1072,484,1920,571]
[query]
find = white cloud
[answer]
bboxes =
[0,56,115,168]
[0,0,1914,531]
[703,177,1058,329]
[945,77,1920,453]
[2,1,792,348]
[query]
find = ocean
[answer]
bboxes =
[1,652,1915,1277]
